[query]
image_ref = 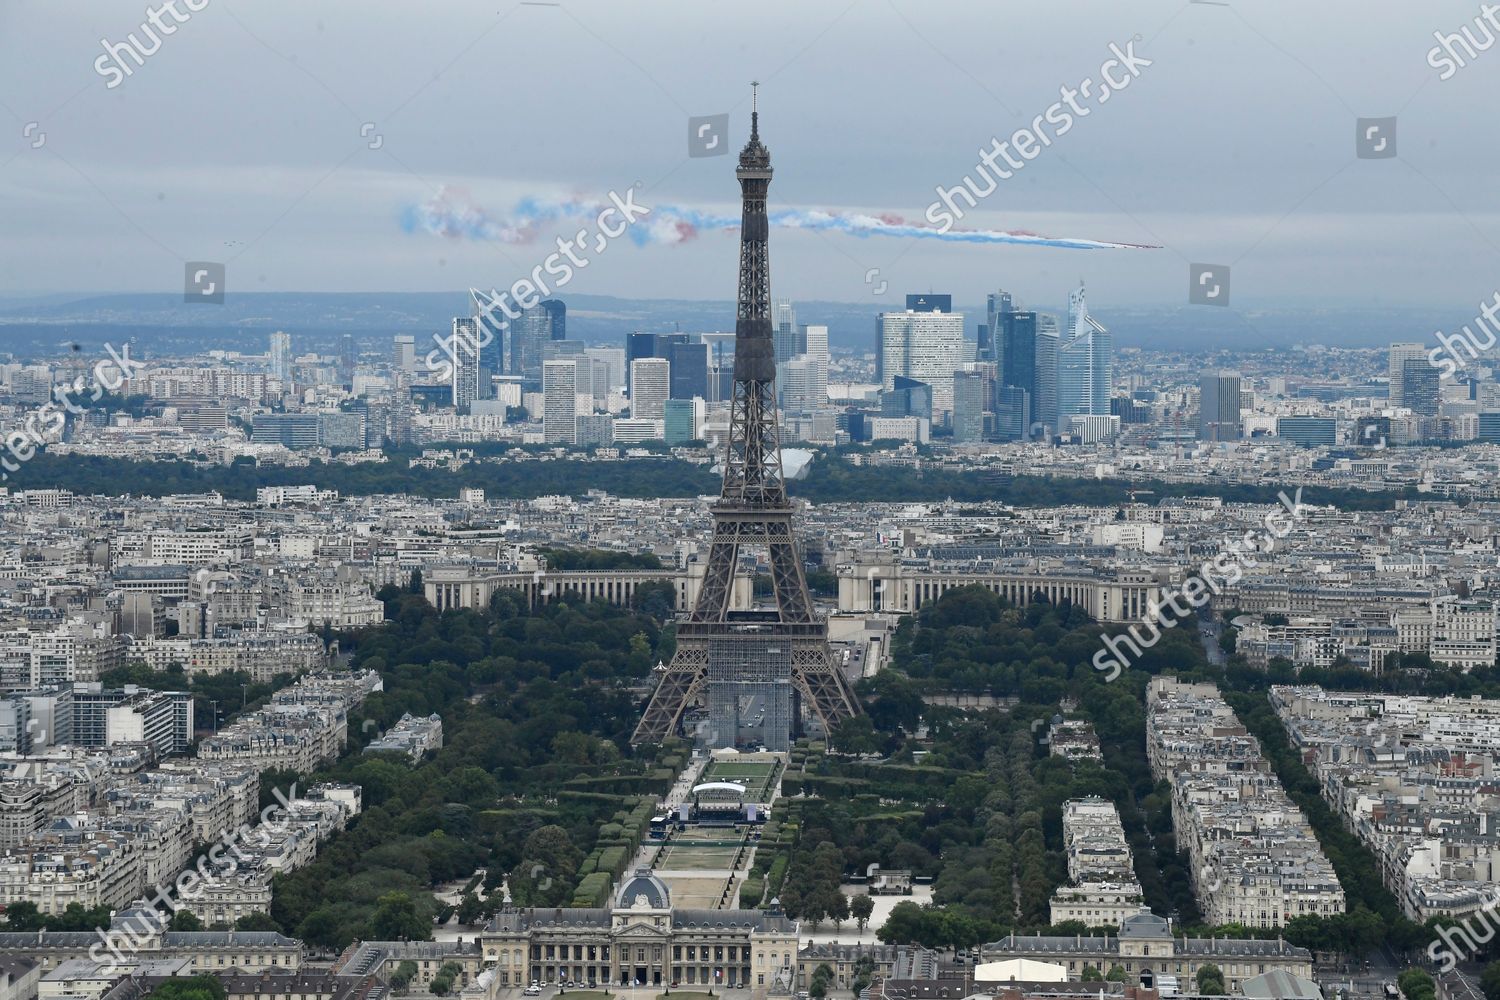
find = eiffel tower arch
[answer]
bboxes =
[632,89,861,749]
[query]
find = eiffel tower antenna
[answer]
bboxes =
[632,90,861,749]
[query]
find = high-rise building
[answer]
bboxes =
[451,317,483,412]
[575,413,614,447]
[392,335,416,375]
[269,331,292,382]
[773,300,799,365]
[1388,343,1429,407]
[881,375,933,423]
[1278,416,1337,447]
[995,386,1030,441]
[983,291,1015,366]
[1198,371,1243,441]
[338,334,356,388]
[780,356,820,413]
[1057,283,1112,424]
[878,304,967,414]
[668,341,710,400]
[572,355,612,405]
[542,360,579,445]
[1401,357,1440,416]
[1033,313,1060,435]
[952,368,988,443]
[630,357,670,419]
[663,397,704,445]
[999,310,1037,426]
[510,300,566,385]
[465,289,508,383]
[626,332,659,393]
[251,413,320,449]
[584,347,626,395]
[802,324,829,407]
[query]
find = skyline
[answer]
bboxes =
[0,1,1497,309]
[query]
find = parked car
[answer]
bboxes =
[523,988,541,996]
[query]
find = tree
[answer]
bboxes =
[148,978,228,1000]
[169,909,204,931]
[234,912,281,932]
[2,901,42,931]
[1480,962,1500,1000]
[1398,969,1436,1000]
[851,893,874,931]
[1106,966,1128,983]
[409,568,424,595]
[1080,966,1103,982]
[370,891,431,942]
[810,963,835,999]
[512,825,581,907]
[1196,964,1226,996]
[390,961,419,991]
[457,893,484,926]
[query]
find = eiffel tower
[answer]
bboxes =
[631,87,861,748]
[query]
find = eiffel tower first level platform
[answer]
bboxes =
[630,88,861,749]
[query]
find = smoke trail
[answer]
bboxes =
[403,187,1156,251]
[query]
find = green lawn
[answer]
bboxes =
[657,992,717,1000]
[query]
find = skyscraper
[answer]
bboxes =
[450,317,482,413]
[1057,283,1112,424]
[878,304,967,414]
[984,290,1015,366]
[663,397,704,445]
[1401,357,1440,416]
[338,333,356,388]
[269,331,292,382]
[475,303,506,384]
[802,324,829,407]
[1388,343,1429,407]
[510,299,565,385]
[952,368,987,443]
[995,385,1030,441]
[392,335,416,375]
[583,346,626,395]
[881,376,933,424]
[773,300,800,365]
[626,332,659,393]
[629,357,670,419]
[542,360,579,444]
[1033,313,1060,435]
[1198,371,1243,442]
[780,356,820,413]
[999,310,1037,426]
[668,340,710,400]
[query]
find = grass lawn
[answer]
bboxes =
[657,993,718,1000]
[556,993,615,1000]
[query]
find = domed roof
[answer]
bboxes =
[615,869,670,909]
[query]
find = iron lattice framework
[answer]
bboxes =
[632,92,861,746]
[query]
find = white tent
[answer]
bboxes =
[972,959,1069,983]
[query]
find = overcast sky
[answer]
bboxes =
[1,0,1496,310]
